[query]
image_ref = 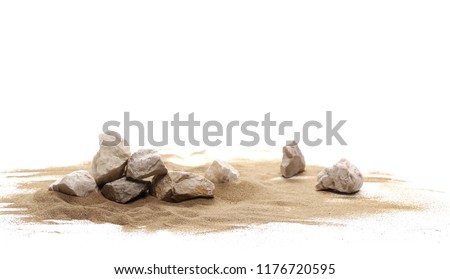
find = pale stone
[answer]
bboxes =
[280,141,305,178]
[152,171,215,202]
[101,177,149,204]
[316,158,364,194]
[126,149,167,180]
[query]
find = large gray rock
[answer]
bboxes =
[280,141,305,178]
[90,132,131,185]
[205,160,240,183]
[152,171,215,202]
[316,158,364,194]
[101,177,149,204]
[126,149,167,180]
[49,170,97,197]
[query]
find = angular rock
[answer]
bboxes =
[152,171,215,202]
[280,141,305,178]
[101,177,150,204]
[90,132,131,186]
[49,170,97,197]
[316,158,364,194]
[205,160,240,183]
[126,149,167,180]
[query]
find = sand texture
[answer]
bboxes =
[0,157,416,233]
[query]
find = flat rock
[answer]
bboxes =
[152,171,215,202]
[316,158,364,194]
[101,177,150,204]
[126,149,167,180]
[90,132,131,186]
[280,141,305,178]
[49,170,97,197]
[205,160,240,183]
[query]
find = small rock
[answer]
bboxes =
[90,132,131,186]
[49,170,97,197]
[126,149,167,180]
[316,158,363,194]
[101,177,150,204]
[280,141,305,178]
[205,160,240,183]
[152,171,215,202]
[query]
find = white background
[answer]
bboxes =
[1,1,450,278]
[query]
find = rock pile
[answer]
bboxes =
[49,133,242,203]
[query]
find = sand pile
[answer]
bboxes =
[0,157,416,233]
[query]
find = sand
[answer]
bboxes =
[0,157,417,233]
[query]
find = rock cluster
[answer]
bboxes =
[49,133,241,203]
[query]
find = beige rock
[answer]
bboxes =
[280,141,305,178]
[152,171,215,202]
[90,132,131,185]
[101,177,149,204]
[49,170,97,197]
[316,158,363,194]
[126,149,167,180]
[205,160,240,183]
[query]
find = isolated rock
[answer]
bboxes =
[126,149,167,180]
[49,170,97,197]
[91,132,131,185]
[101,177,149,204]
[280,141,306,178]
[152,171,215,202]
[316,159,364,194]
[205,160,240,183]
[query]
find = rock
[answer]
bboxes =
[316,159,364,194]
[280,141,305,178]
[126,149,167,180]
[49,170,97,197]
[101,177,150,204]
[90,132,131,186]
[152,171,215,202]
[205,160,240,183]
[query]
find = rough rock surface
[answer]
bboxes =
[91,132,131,185]
[49,170,97,197]
[126,149,167,180]
[280,141,306,178]
[205,160,240,183]
[101,177,150,204]
[316,158,364,194]
[152,171,215,202]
